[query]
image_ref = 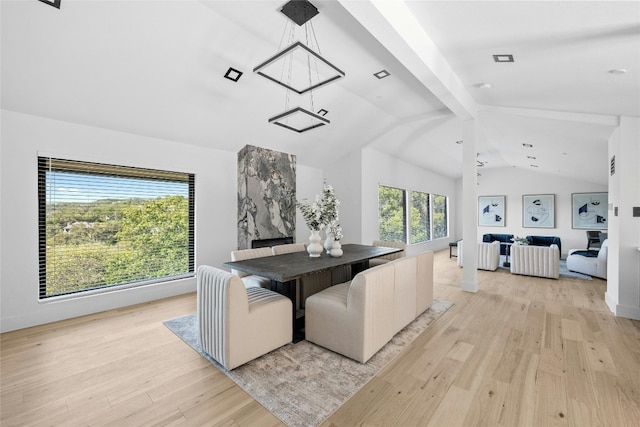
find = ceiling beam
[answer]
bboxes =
[480,105,620,127]
[337,0,477,121]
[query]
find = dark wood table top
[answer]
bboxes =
[223,243,401,282]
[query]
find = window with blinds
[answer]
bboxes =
[38,157,195,299]
[378,185,407,243]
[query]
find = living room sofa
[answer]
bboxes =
[567,239,608,279]
[510,244,560,279]
[526,235,562,257]
[482,233,514,255]
[457,240,500,271]
[305,251,434,363]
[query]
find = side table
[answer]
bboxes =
[449,241,458,258]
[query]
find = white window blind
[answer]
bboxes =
[38,157,195,299]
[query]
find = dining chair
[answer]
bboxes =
[230,247,273,288]
[586,230,601,250]
[197,265,291,370]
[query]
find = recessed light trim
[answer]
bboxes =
[374,70,390,79]
[523,143,533,148]
[527,155,536,159]
[493,54,514,63]
[608,68,627,75]
[455,140,463,144]
[478,82,492,89]
[38,0,61,8]
[224,67,243,82]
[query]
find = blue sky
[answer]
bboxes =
[47,171,188,203]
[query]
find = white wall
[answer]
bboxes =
[324,149,363,244]
[468,166,608,258]
[0,110,324,332]
[359,147,457,255]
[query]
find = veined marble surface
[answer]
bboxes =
[238,145,296,249]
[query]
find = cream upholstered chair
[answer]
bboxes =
[196,265,291,370]
[271,243,306,255]
[567,239,608,279]
[369,240,406,267]
[230,247,273,289]
[305,262,395,363]
[272,242,332,308]
[305,251,434,363]
[510,244,560,279]
[456,240,500,271]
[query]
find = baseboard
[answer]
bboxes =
[605,291,640,320]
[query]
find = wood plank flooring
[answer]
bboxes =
[2,250,639,426]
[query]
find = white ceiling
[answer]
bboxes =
[2,1,639,186]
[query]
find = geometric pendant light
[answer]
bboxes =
[254,0,344,133]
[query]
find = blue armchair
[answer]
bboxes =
[482,233,514,255]
[526,235,561,257]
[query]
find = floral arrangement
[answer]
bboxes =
[512,236,529,245]
[297,183,340,232]
[328,220,343,241]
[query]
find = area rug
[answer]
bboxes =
[163,299,452,427]
[498,255,592,280]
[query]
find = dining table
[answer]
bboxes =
[223,243,402,342]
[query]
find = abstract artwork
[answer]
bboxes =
[572,192,608,230]
[523,194,555,228]
[478,195,505,227]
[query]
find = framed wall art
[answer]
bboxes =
[478,195,505,227]
[572,192,608,230]
[522,194,555,228]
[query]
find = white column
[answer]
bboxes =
[606,116,640,320]
[461,119,478,292]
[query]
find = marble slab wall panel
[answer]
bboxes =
[238,145,296,250]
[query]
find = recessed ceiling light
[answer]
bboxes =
[530,164,539,168]
[38,0,61,8]
[224,67,243,82]
[493,54,514,63]
[374,70,390,79]
[608,68,627,75]
[478,82,492,89]
[527,155,536,159]
[456,140,463,144]
[523,143,533,148]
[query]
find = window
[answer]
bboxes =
[378,185,406,242]
[432,194,448,239]
[38,157,195,299]
[410,191,430,244]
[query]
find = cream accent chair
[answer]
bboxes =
[567,239,608,279]
[230,247,273,289]
[510,244,560,279]
[305,251,434,363]
[271,243,306,255]
[272,242,332,309]
[196,265,292,370]
[456,240,500,271]
[369,240,407,267]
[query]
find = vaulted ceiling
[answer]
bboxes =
[2,1,639,186]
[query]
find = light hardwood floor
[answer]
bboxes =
[2,250,639,426]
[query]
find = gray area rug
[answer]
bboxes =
[498,255,592,280]
[164,299,453,427]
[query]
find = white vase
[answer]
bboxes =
[307,230,323,258]
[324,232,334,254]
[329,240,343,257]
